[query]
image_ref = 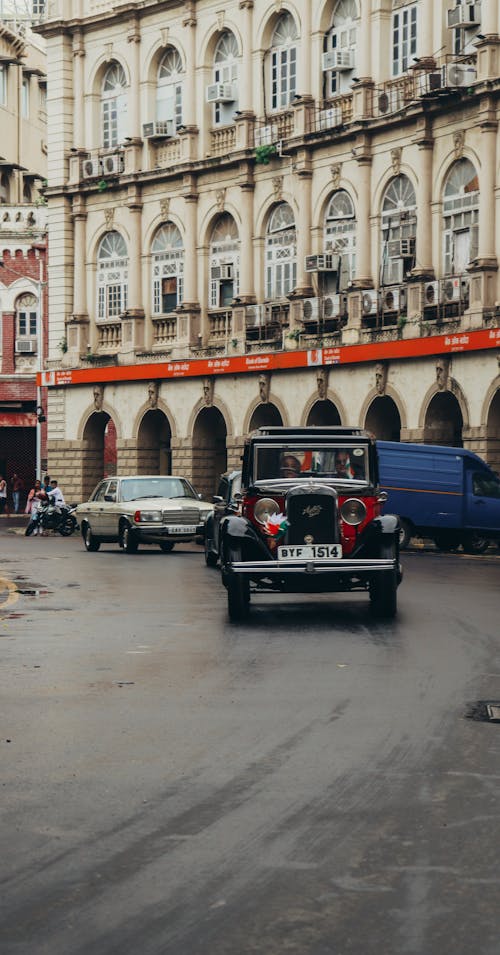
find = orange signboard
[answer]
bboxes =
[38,326,500,388]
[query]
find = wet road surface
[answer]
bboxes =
[1,527,500,954]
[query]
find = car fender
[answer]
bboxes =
[220,514,270,563]
[353,513,400,555]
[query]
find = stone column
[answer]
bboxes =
[412,134,434,277]
[238,1,254,113]
[127,16,141,142]
[418,0,434,58]
[481,2,498,35]
[238,180,255,301]
[72,30,85,149]
[477,111,498,266]
[126,190,143,314]
[352,153,372,287]
[72,200,87,316]
[182,4,197,129]
[293,156,314,298]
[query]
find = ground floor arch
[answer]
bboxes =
[137,409,172,474]
[306,399,341,426]
[192,407,227,498]
[82,411,113,500]
[364,397,401,441]
[424,393,463,446]
[485,387,500,472]
[249,403,283,431]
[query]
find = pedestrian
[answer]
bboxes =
[25,480,47,536]
[12,473,24,514]
[0,474,9,516]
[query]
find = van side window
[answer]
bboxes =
[473,472,500,498]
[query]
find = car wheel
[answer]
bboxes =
[83,524,100,552]
[370,539,397,619]
[462,532,490,555]
[433,532,460,552]
[159,541,175,553]
[227,575,250,621]
[121,524,139,554]
[398,519,412,550]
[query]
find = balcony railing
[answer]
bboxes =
[97,321,121,351]
[210,126,237,156]
[0,204,48,234]
[208,309,232,340]
[152,315,177,347]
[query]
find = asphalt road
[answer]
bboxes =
[1,525,499,955]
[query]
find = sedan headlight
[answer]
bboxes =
[340,498,367,526]
[254,498,280,525]
[134,510,163,523]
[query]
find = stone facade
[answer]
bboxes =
[38,0,500,499]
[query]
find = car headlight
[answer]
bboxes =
[134,510,163,523]
[254,498,280,525]
[340,498,367,526]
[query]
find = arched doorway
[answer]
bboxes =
[424,393,463,446]
[82,411,115,500]
[137,410,172,474]
[485,388,500,472]
[249,404,283,430]
[307,400,341,426]
[365,397,401,440]
[192,407,227,498]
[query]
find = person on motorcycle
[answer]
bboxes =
[50,480,65,508]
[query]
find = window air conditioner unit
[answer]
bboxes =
[321,49,354,71]
[440,277,461,303]
[424,281,439,306]
[101,153,124,175]
[15,338,37,354]
[361,290,378,316]
[302,298,320,322]
[382,287,407,312]
[323,294,348,319]
[206,83,236,103]
[82,158,102,179]
[416,71,443,96]
[254,124,279,147]
[318,106,343,130]
[447,3,480,28]
[142,120,174,139]
[211,264,233,281]
[305,253,339,272]
[442,62,477,88]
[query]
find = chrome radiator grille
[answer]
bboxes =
[162,507,200,524]
[285,488,339,545]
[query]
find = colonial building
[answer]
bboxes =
[0,0,48,495]
[38,0,500,501]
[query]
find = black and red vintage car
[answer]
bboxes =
[220,426,402,621]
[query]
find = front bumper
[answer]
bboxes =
[135,521,206,541]
[228,557,397,576]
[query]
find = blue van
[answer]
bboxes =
[376,440,500,553]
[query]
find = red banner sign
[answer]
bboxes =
[0,413,37,427]
[38,326,500,388]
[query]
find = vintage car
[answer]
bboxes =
[204,470,242,567]
[220,427,402,620]
[77,475,212,554]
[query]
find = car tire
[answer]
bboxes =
[121,524,139,554]
[462,532,490,555]
[83,524,100,552]
[227,575,250,621]
[369,539,397,619]
[433,532,460,552]
[159,541,175,553]
[398,519,412,550]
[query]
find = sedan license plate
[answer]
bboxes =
[168,524,197,535]
[277,544,342,560]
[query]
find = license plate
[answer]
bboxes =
[277,544,342,560]
[168,525,197,535]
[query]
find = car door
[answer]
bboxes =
[100,479,120,537]
[468,470,500,532]
[84,481,109,534]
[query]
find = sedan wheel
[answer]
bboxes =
[159,541,175,553]
[83,524,100,552]
[121,524,139,554]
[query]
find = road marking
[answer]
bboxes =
[0,578,19,609]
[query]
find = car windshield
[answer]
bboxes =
[253,446,369,482]
[120,477,198,502]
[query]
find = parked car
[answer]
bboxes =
[220,426,402,621]
[377,440,500,553]
[204,470,242,567]
[77,475,212,554]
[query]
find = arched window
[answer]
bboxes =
[269,12,298,111]
[325,190,356,288]
[324,0,358,98]
[97,231,128,321]
[16,292,38,349]
[157,48,184,132]
[212,32,239,126]
[265,203,296,299]
[209,214,240,308]
[101,62,128,148]
[381,175,417,285]
[443,159,479,275]
[151,223,184,314]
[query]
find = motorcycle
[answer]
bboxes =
[25,496,79,537]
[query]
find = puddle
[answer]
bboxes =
[465,701,500,723]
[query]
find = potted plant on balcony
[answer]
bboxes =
[255,144,278,165]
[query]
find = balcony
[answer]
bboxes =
[152,315,177,348]
[97,321,121,352]
[210,126,237,157]
[208,309,232,342]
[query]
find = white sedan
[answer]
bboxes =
[77,475,213,554]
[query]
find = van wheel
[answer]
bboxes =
[398,519,412,549]
[433,533,460,552]
[370,540,397,619]
[462,532,490,555]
